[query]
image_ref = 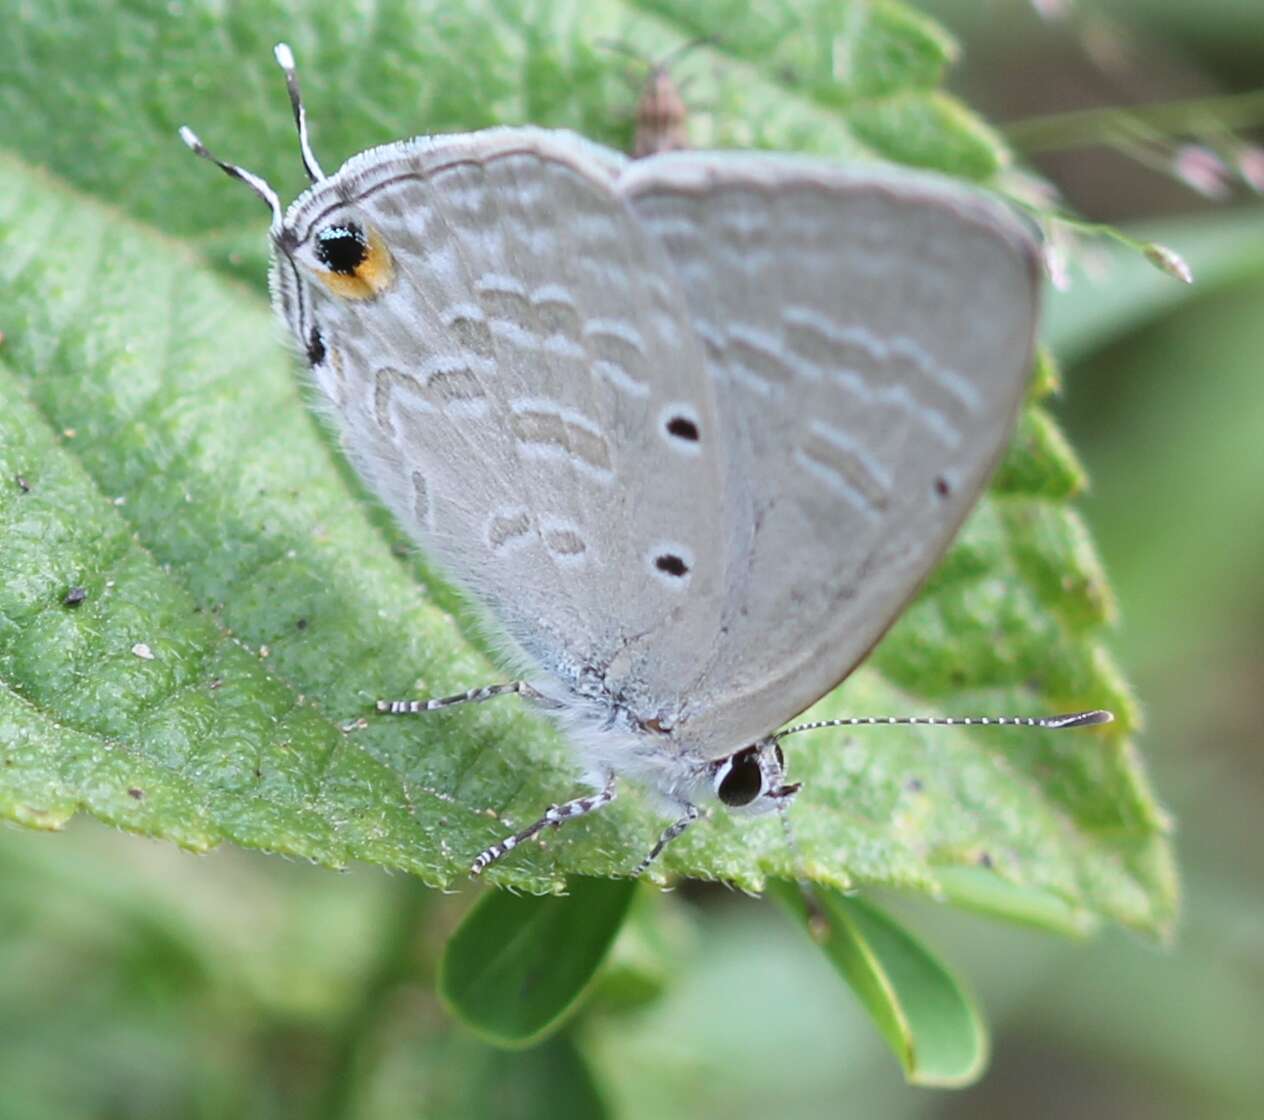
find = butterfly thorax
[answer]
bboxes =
[523,672,702,803]
[525,672,797,816]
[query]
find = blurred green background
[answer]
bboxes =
[2,1,1262,1117]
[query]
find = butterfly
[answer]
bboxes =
[182,44,1109,878]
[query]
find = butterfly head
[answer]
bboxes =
[179,45,401,384]
[709,739,801,816]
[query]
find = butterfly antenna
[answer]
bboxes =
[595,37,648,65]
[656,33,719,70]
[775,708,1113,742]
[274,42,325,182]
[178,125,283,234]
[596,34,718,73]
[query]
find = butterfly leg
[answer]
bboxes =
[376,680,545,714]
[631,803,700,877]
[469,773,618,877]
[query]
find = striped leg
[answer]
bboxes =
[470,774,618,877]
[376,680,540,715]
[631,803,700,877]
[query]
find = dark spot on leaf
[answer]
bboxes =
[296,617,309,630]
[128,787,144,800]
[63,586,87,607]
[666,415,700,442]
[254,767,263,780]
[316,223,367,274]
[655,553,689,577]
[905,777,924,793]
[978,851,994,869]
[307,324,326,366]
[14,474,30,493]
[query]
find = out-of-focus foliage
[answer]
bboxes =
[771,883,988,1087]
[439,879,637,1045]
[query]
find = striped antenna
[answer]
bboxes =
[178,125,283,233]
[274,42,325,181]
[775,709,1113,742]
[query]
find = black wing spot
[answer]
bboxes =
[934,475,951,498]
[315,223,368,274]
[666,415,700,442]
[655,553,689,578]
[307,325,326,366]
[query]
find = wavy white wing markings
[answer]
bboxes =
[284,130,729,711]
[619,153,1042,756]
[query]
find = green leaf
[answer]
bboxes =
[439,879,637,1046]
[0,0,1173,937]
[771,881,988,1087]
[0,0,1004,256]
[932,866,1095,938]
[467,1034,611,1119]
[588,881,692,1013]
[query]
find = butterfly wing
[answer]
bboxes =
[278,130,730,710]
[617,153,1042,755]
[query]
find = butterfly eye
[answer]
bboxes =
[715,747,764,807]
[316,223,366,272]
[312,220,394,299]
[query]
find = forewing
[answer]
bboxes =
[618,153,1042,753]
[280,130,728,708]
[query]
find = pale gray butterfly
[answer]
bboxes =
[181,44,1111,878]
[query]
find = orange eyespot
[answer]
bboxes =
[313,221,394,299]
